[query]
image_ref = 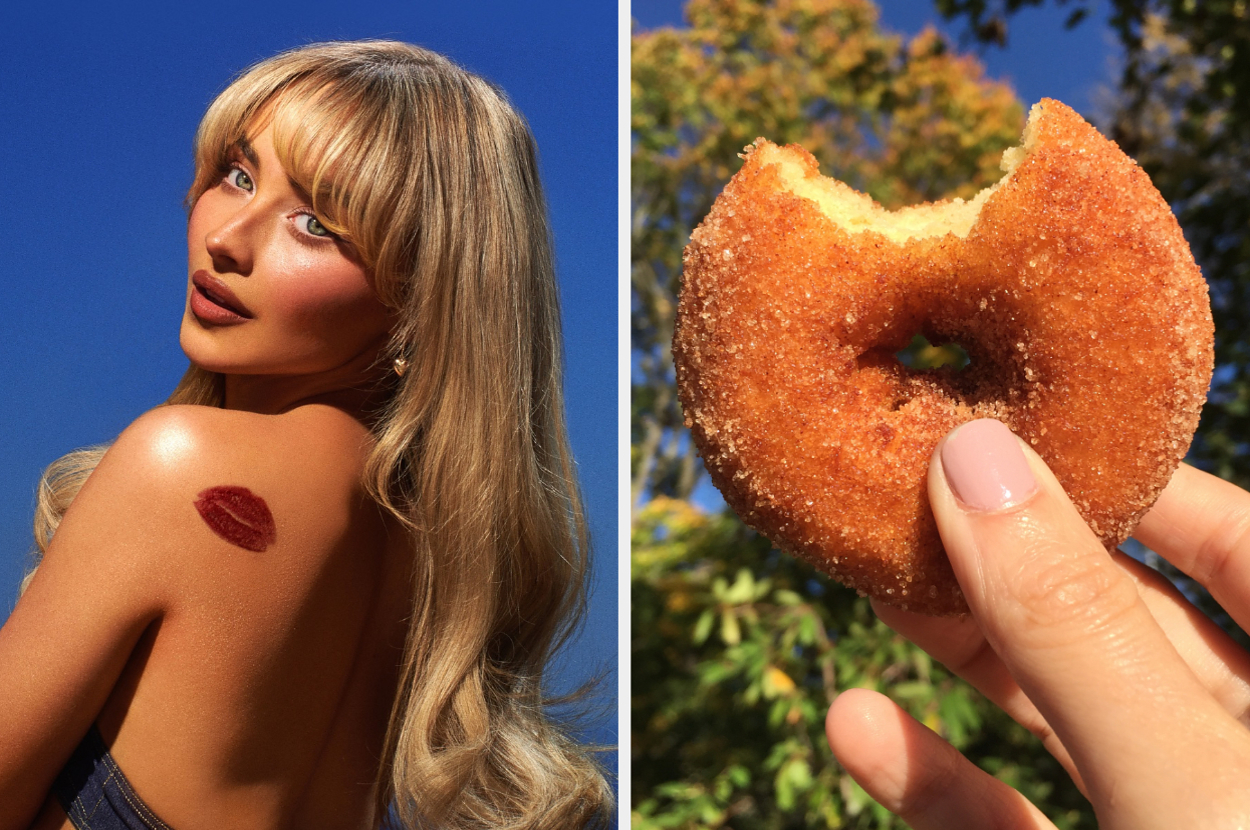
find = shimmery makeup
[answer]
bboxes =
[194,485,277,552]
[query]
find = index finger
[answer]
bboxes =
[1134,463,1250,633]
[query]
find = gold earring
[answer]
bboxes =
[393,357,408,377]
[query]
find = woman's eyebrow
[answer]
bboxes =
[232,137,260,168]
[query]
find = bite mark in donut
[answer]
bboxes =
[673,99,1214,616]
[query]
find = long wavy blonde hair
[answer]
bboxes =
[28,40,612,829]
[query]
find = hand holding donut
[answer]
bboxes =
[826,419,1250,829]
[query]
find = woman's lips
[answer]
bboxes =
[190,271,252,324]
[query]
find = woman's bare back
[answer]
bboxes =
[21,404,412,830]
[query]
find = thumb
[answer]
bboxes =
[929,419,1246,824]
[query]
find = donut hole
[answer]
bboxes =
[896,333,970,371]
[854,319,1029,415]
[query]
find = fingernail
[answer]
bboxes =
[940,419,1037,512]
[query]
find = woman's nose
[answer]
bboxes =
[204,208,256,275]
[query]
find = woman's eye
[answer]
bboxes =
[226,167,254,193]
[298,213,331,238]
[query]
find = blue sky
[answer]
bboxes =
[0,0,616,761]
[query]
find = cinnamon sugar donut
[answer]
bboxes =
[673,99,1214,616]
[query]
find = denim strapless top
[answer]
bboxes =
[51,725,175,830]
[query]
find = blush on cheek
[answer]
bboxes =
[194,485,277,552]
[267,246,381,317]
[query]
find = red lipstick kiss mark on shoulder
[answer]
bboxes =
[194,486,277,552]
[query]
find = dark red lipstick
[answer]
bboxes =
[194,485,276,552]
[190,270,252,324]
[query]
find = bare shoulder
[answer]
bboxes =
[15,403,381,646]
[74,404,382,589]
[111,403,373,485]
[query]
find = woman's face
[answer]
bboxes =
[181,123,393,378]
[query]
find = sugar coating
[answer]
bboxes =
[673,99,1215,616]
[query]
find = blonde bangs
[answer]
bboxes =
[187,45,439,309]
[187,55,297,207]
[269,81,416,282]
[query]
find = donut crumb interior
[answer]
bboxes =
[761,103,1043,244]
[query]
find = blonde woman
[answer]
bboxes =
[1,41,611,830]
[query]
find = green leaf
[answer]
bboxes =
[692,608,715,644]
[720,610,741,646]
[773,588,804,606]
[723,568,755,604]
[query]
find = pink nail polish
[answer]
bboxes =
[940,419,1037,511]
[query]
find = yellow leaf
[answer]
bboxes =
[665,590,694,613]
[766,665,796,695]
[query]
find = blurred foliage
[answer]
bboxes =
[631,499,1092,828]
[935,0,1250,491]
[631,1,1097,826]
